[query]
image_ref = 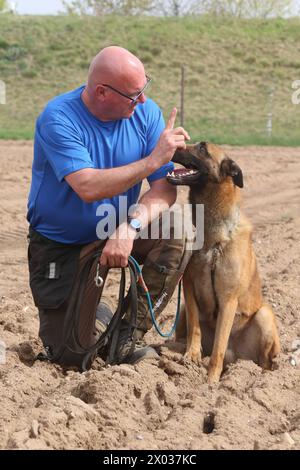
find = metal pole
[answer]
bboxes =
[180,66,185,127]
[266,84,274,139]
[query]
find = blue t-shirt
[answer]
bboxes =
[27,86,174,244]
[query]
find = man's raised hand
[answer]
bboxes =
[165,107,177,131]
[150,107,190,167]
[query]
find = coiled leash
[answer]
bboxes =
[37,251,182,371]
[129,255,182,338]
[50,251,138,370]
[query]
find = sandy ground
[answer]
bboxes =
[0,141,299,450]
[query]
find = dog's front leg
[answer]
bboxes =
[208,297,238,383]
[183,270,202,365]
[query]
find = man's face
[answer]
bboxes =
[100,73,150,120]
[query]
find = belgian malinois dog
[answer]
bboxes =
[167,142,280,383]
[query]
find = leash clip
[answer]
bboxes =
[94,262,104,288]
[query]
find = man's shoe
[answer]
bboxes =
[115,320,159,365]
[126,340,159,364]
[95,302,114,336]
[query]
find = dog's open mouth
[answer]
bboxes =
[166,168,202,185]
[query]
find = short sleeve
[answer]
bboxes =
[36,113,94,182]
[145,102,175,184]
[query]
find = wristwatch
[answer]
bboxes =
[128,216,142,233]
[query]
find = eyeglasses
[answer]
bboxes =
[101,75,152,106]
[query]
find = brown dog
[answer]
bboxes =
[167,142,280,383]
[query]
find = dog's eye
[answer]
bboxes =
[198,142,206,151]
[198,142,210,158]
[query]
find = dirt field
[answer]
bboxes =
[0,141,299,450]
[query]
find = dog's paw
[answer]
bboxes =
[184,350,202,366]
[207,366,221,384]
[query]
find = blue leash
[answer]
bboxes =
[128,255,182,338]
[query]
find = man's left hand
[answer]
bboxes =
[100,223,135,268]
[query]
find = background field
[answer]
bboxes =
[0,14,300,144]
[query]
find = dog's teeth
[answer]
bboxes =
[171,172,175,177]
[167,172,171,177]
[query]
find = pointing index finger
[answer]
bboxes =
[166,107,177,130]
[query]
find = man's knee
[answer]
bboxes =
[134,210,194,329]
[147,209,194,270]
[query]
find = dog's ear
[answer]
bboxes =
[221,159,244,188]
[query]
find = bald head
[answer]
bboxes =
[87,46,145,92]
[82,46,148,121]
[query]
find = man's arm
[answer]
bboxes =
[128,177,176,227]
[65,108,189,203]
[99,178,177,268]
[65,157,160,203]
